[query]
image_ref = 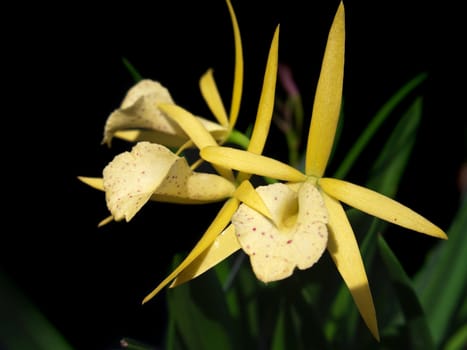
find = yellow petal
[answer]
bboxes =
[246,24,279,156]
[305,1,345,177]
[200,69,229,128]
[102,80,183,146]
[236,24,279,183]
[233,180,272,220]
[225,0,243,129]
[152,171,235,203]
[201,146,307,182]
[78,176,104,191]
[113,117,228,147]
[78,172,234,205]
[158,103,234,181]
[322,191,380,341]
[170,224,240,287]
[103,142,183,222]
[158,103,218,149]
[232,181,328,282]
[113,129,187,148]
[142,197,239,304]
[320,177,447,239]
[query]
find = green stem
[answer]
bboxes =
[226,129,250,149]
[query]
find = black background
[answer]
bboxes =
[3,1,465,349]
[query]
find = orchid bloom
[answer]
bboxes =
[78,0,245,225]
[101,79,228,148]
[199,2,447,341]
[102,0,244,149]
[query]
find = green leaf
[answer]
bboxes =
[0,269,75,350]
[165,254,239,350]
[377,235,435,349]
[270,302,287,350]
[413,196,467,347]
[334,72,427,179]
[122,57,143,82]
[444,323,467,350]
[365,96,422,197]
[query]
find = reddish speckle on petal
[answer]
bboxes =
[287,239,292,244]
[252,227,256,231]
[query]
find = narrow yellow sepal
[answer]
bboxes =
[305,1,345,177]
[246,24,279,156]
[97,215,114,227]
[225,0,243,129]
[201,146,307,183]
[200,69,229,128]
[322,191,380,341]
[78,176,104,191]
[320,177,448,239]
[170,224,240,288]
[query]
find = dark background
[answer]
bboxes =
[3,0,465,349]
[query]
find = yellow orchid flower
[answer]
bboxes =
[102,0,243,149]
[200,1,447,341]
[102,79,228,148]
[79,142,236,224]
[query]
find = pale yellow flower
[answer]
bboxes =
[101,79,228,148]
[102,0,244,149]
[200,2,447,341]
